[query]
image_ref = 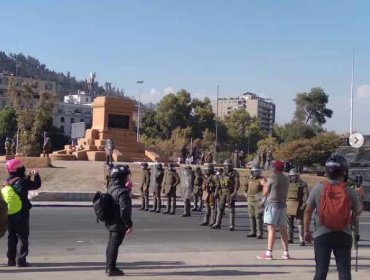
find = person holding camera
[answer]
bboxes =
[1,159,41,267]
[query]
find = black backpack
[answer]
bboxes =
[92,189,116,223]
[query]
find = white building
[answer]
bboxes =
[53,92,92,137]
[214,92,275,134]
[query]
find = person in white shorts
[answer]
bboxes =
[257,160,290,260]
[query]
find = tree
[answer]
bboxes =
[190,97,215,139]
[7,78,55,156]
[293,87,333,126]
[223,109,265,152]
[273,121,318,143]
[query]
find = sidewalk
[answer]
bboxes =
[1,249,369,279]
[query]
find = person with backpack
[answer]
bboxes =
[304,155,362,280]
[105,165,133,276]
[1,159,41,267]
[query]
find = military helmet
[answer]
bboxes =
[168,163,175,171]
[251,166,262,178]
[325,155,348,180]
[156,163,163,169]
[204,163,215,174]
[223,159,233,172]
[288,168,300,181]
[141,162,148,169]
[109,164,130,181]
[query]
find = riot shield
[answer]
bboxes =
[180,168,193,200]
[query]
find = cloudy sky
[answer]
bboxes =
[1,0,370,134]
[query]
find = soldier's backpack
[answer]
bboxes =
[318,180,351,231]
[0,194,8,238]
[93,191,115,223]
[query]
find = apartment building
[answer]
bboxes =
[214,92,275,134]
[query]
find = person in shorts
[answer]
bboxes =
[257,160,290,260]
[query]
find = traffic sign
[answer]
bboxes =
[349,133,364,148]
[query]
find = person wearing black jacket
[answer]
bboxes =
[3,159,41,267]
[105,165,133,276]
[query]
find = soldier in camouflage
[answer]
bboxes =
[200,164,219,227]
[139,162,151,211]
[212,160,240,231]
[192,167,204,211]
[244,166,264,239]
[286,168,309,245]
[150,163,164,213]
[163,163,180,215]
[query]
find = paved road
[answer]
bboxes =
[0,208,369,279]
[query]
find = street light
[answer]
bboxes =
[214,85,219,163]
[136,81,144,142]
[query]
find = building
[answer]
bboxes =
[215,92,275,134]
[0,73,56,107]
[53,92,92,137]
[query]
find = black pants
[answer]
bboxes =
[106,231,125,270]
[314,231,352,280]
[7,212,30,264]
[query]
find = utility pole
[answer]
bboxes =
[350,51,354,135]
[136,81,144,142]
[214,85,219,163]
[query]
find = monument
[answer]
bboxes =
[51,96,162,162]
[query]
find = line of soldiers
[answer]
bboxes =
[138,161,312,242]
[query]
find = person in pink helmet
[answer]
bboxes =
[3,159,41,267]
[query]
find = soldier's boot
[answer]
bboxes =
[151,199,157,212]
[247,217,257,237]
[200,208,210,226]
[163,197,170,214]
[183,200,191,217]
[192,197,198,211]
[139,197,145,210]
[170,196,176,215]
[156,197,162,213]
[229,208,235,231]
[144,196,150,211]
[297,224,305,245]
[256,217,264,239]
[212,209,223,229]
[198,200,204,212]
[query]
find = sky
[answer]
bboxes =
[1,0,370,134]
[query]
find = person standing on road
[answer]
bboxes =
[286,168,309,246]
[105,138,114,165]
[139,162,151,211]
[150,163,164,213]
[105,165,133,276]
[212,160,240,231]
[192,167,204,211]
[1,159,41,267]
[257,160,290,260]
[42,137,52,157]
[200,164,219,227]
[162,163,180,215]
[304,155,362,280]
[244,166,264,239]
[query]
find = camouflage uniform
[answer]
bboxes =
[286,172,309,244]
[213,160,240,230]
[200,164,219,226]
[349,175,364,247]
[163,165,180,214]
[139,163,151,211]
[151,164,164,213]
[244,174,264,238]
[192,167,204,211]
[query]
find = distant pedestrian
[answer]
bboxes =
[105,165,133,276]
[232,150,239,168]
[105,138,114,165]
[267,151,273,170]
[304,155,362,280]
[1,159,41,267]
[42,137,52,157]
[5,137,12,156]
[262,150,267,169]
[11,137,17,155]
[257,160,290,260]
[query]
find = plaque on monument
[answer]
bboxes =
[107,114,129,129]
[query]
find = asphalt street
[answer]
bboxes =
[1,207,370,257]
